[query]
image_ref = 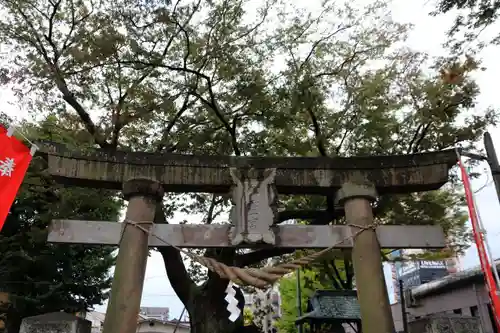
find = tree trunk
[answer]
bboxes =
[156,205,264,333]
[187,278,247,333]
[188,307,263,333]
[188,302,234,333]
[4,311,22,333]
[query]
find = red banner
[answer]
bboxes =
[458,157,500,330]
[0,125,33,231]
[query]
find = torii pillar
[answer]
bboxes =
[336,183,395,333]
[102,178,164,333]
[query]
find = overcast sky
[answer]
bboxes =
[1,0,500,320]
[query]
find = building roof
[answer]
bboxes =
[86,311,148,324]
[139,307,169,316]
[411,260,500,299]
[137,318,190,329]
[86,311,106,323]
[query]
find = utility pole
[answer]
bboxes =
[484,132,500,204]
[399,279,409,333]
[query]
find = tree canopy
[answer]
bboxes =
[0,113,122,333]
[0,0,496,332]
[433,0,500,52]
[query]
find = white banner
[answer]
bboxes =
[398,260,447,276]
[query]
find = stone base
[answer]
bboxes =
[20,312,91,333]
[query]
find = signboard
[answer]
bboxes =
[393,259,449,301]
[313,290,361,320]
[399,265,449,290]
[399,260,447,276]
[419,260,447,269]
[419,267,449,284]
[400,270,421,289]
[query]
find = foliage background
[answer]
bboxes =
[0,0,498,332]
[0,113,122,333]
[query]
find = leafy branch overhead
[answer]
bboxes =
[0,0,497,332]
[432,0,500,52]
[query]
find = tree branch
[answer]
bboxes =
[306,106,327,156]
[407,123,423,154]
[412,122,433,153]
[114,3,199,133]
[322,261,343,290]
[331,260,348,289]
[122,60,241,155]
[234,248,295,267]
[61,0,94,54]
[189,90,240,155]
[277,209,340,223]
[44,0,62,62]
[155,95,196,152]
[299,25,353,73]
[12,2,109,149]
[155,205,195,305]
[205,194,224,224]
[58,82,110,149]
[343,251,353,289]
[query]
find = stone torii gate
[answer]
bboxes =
[40,143,458,333]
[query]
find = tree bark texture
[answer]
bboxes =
[101,179,163,333]
[4,311,22,333]
[154,205,262,333]
[187,278,244,333]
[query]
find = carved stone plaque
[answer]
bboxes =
[229,168,277,245]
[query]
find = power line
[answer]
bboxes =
[142,294,179,298]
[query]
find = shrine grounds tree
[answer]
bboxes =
[432,0,500,52]
[0,114,122,333]
[0,0,497,332]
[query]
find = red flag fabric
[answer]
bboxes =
[458,156,500,331]
[0,125,33,231]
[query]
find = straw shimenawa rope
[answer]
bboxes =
[124,219,376,289]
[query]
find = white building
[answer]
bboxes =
[85,311,106,333]
[85,309,190,333]
[139,307,170,321]
[137,319,190,333]
[390,248,461,302]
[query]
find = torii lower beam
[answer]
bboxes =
[48,220,446,249]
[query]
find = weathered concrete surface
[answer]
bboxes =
[19,312,91,333]
[101,179,163,333]
[39,142,458,194]
[48,220,446,249]
[228,167,277,245]
[337,183,395,333]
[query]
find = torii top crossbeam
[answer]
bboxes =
[39,142,458,195]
